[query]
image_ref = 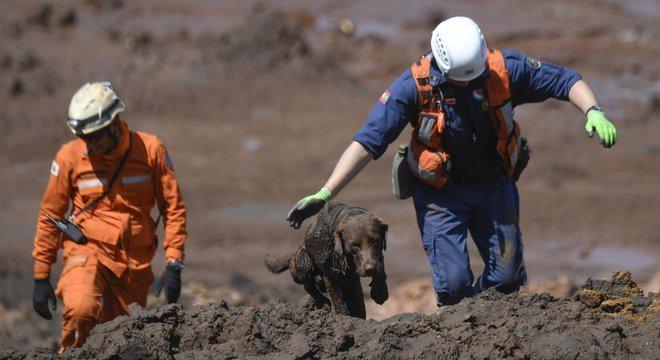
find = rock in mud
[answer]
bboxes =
[576,270,657,319]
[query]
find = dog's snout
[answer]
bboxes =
[364,262,378,276]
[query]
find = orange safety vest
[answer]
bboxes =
[406,48,522,189]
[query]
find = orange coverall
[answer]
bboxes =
[32,120,187,350]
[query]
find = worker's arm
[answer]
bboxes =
[504,49,616,148]
[286,70,418,229]
[323,141,373,196]
[286,142,372,229]
[33,147,73,279]
[568,80,617,147]
[567,79,597,113]
[153,141,187,262]
[33,147,72,320]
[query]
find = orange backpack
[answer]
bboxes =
[406,48,523,189]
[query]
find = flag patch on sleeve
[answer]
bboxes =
[379,89,391,104]
[50,161,59,177]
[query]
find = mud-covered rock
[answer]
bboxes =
[576,270,657,319]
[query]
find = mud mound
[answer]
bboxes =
[201,7,386,77]
[213,8,310,69]
[3,272,657,360]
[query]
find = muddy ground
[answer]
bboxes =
[2,271,658,359]
[0,0,659,355]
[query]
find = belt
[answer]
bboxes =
[450,172,501,185]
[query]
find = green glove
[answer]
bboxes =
[286,188,331,229]
[585,109,617,148]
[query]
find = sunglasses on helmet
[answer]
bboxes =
[78,125,112,143]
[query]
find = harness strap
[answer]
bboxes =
[69,133,132,219]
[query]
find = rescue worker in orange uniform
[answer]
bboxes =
[31,82,187,351]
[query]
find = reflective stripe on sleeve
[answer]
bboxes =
[77,178,107,189]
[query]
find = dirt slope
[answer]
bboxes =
[2,271,657,359]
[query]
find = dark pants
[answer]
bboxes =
[412,177,527,306]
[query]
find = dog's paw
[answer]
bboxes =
[370,287,389,305]
[369,278,389,305]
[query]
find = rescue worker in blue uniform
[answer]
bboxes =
[286,17,617,306]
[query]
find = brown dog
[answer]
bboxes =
[266,202,389,318]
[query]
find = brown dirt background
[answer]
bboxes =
[0,0,658,353]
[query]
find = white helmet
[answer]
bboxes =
[67,81,125,135]
[430,16,488,82]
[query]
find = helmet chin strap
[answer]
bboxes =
[109,121,120,149]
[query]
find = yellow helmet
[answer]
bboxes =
[66,81,125,135]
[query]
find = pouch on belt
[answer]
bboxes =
[392,144,416,199]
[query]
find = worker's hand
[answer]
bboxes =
[155,264,182,304]
[286,188,331,229]
[585,110,617,148]
[33,279,56,320]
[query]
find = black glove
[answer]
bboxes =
[33,279,56,320]
[286,188,331,229]
[155,265,181,304]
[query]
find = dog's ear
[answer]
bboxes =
[377,218,389,251]
[333,226,348,274]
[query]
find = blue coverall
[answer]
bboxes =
[354,50,581,305]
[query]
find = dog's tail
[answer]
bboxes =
[264,254,292,274]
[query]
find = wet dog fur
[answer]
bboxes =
[266,202,389,318]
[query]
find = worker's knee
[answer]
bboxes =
[436,286,471,307]
[63,295,100,321]
[434,269,472,306]
[489,265,526,294]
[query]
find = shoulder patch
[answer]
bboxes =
[525,56,541,69]
[50,161,60,177]
[379,89,391,104]
[164,154,174,170]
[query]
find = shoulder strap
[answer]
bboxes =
[69,133,132,219]
[484,48,511,108]
[411,54,444,112]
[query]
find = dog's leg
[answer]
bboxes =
[323,277,349,316]
[342,276,366,319]
[303,281,330,308]
[369,273,389,305]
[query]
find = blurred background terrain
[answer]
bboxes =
[0,0,658,351]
